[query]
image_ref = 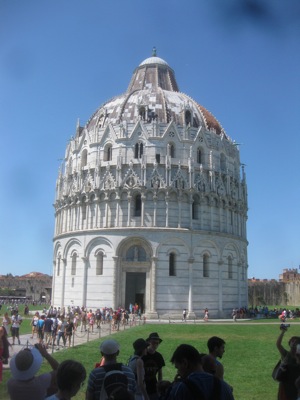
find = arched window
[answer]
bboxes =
[192,197,199,220]
[71,278,74,288]
[71,253,77,275]
[203,254,209,278]
[126,246,146,262]
[197,148,203,164]
[220,153,226,172]
[228,256,233,279]
[134,142,143,159]
[81,149,88,168]
[104,144,112,161]
[169,252,176,276]
[139,106,146,120]
[81,203,86,221]
[168,143,175,158]
[96,252,103,275]
[185,110,192,125]
[135,194,141,217]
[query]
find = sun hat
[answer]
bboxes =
[10,347,43,381]
[146,332,163,343]
[133,338,148,353]
[100,339,120,355]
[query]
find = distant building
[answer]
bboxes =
[52,51,248,318]
[279,268,300,282]
[0,272,52,303]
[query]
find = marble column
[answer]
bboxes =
[147,257,158,319]
[61,258,67,308]
[187,257,196,319]
[82,257,88,308]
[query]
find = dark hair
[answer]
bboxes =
[207,336,225,352]
[56,360,86,391]
[170,344,200,366]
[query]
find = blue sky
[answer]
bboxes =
[0,0,299,279]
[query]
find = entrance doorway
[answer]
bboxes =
[125,272,146,313]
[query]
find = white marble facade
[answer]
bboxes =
[52,52,248,318]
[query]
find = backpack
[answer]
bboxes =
[127,355,139,378]
[100,363,128,400]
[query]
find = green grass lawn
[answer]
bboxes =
[1,320,294,400]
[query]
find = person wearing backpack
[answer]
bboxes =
[86,339,136,400]
[128,338,149,400]
[166,344,234,400]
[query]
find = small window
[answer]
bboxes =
[81,149,88,168]
[139,106,146,120]
[168,143,175,158]
[192,198,199,220]
[228,257,233,279]
[82,203,87,220]
[96,252,104,275]
[203,254,209,278]
[197,148,203,164]
[135,142,143,159]
[135,194,141,217]
[71,253,77,275]
[71,277,74,288]
[220,153,226,172]
[185,110,192,125]
[155,154,160,164]
[104,145,112,161]
[169,253,176,276]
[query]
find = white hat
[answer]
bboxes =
[10,347,43,381]
[100,339,120,355]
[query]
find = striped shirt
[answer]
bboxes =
[86,364,136,400]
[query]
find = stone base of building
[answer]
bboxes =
[187,311,197,320]
[145,311,159,320]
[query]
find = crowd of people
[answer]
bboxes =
[1,330,235,400]
[1,302,300,399]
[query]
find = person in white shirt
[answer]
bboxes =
[11,311,23,345]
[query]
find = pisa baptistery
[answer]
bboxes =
[52,50,248,318]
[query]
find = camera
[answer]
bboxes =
[280,324,290,330]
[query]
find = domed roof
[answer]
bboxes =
[139,56,169,66]
[86,51,224,136]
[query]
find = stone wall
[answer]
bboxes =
[248,280,300,306]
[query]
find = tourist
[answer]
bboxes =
[11,310,22,345]
[44,315,54,347]
[56,315,68,349]
[45,359,86,400]
[2,311,11,335]
[31,311,39,338]
[86,339,136,399]
[203,308,209,322]
[274,342,300,399]
[128,338,149,400]
[207,336,226,380]
[7,343,59,400]
[166,344,234,399]
[142,332,165,400]
[65,316,75,348]
[37,314,46,344]
[0,326,10,382]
